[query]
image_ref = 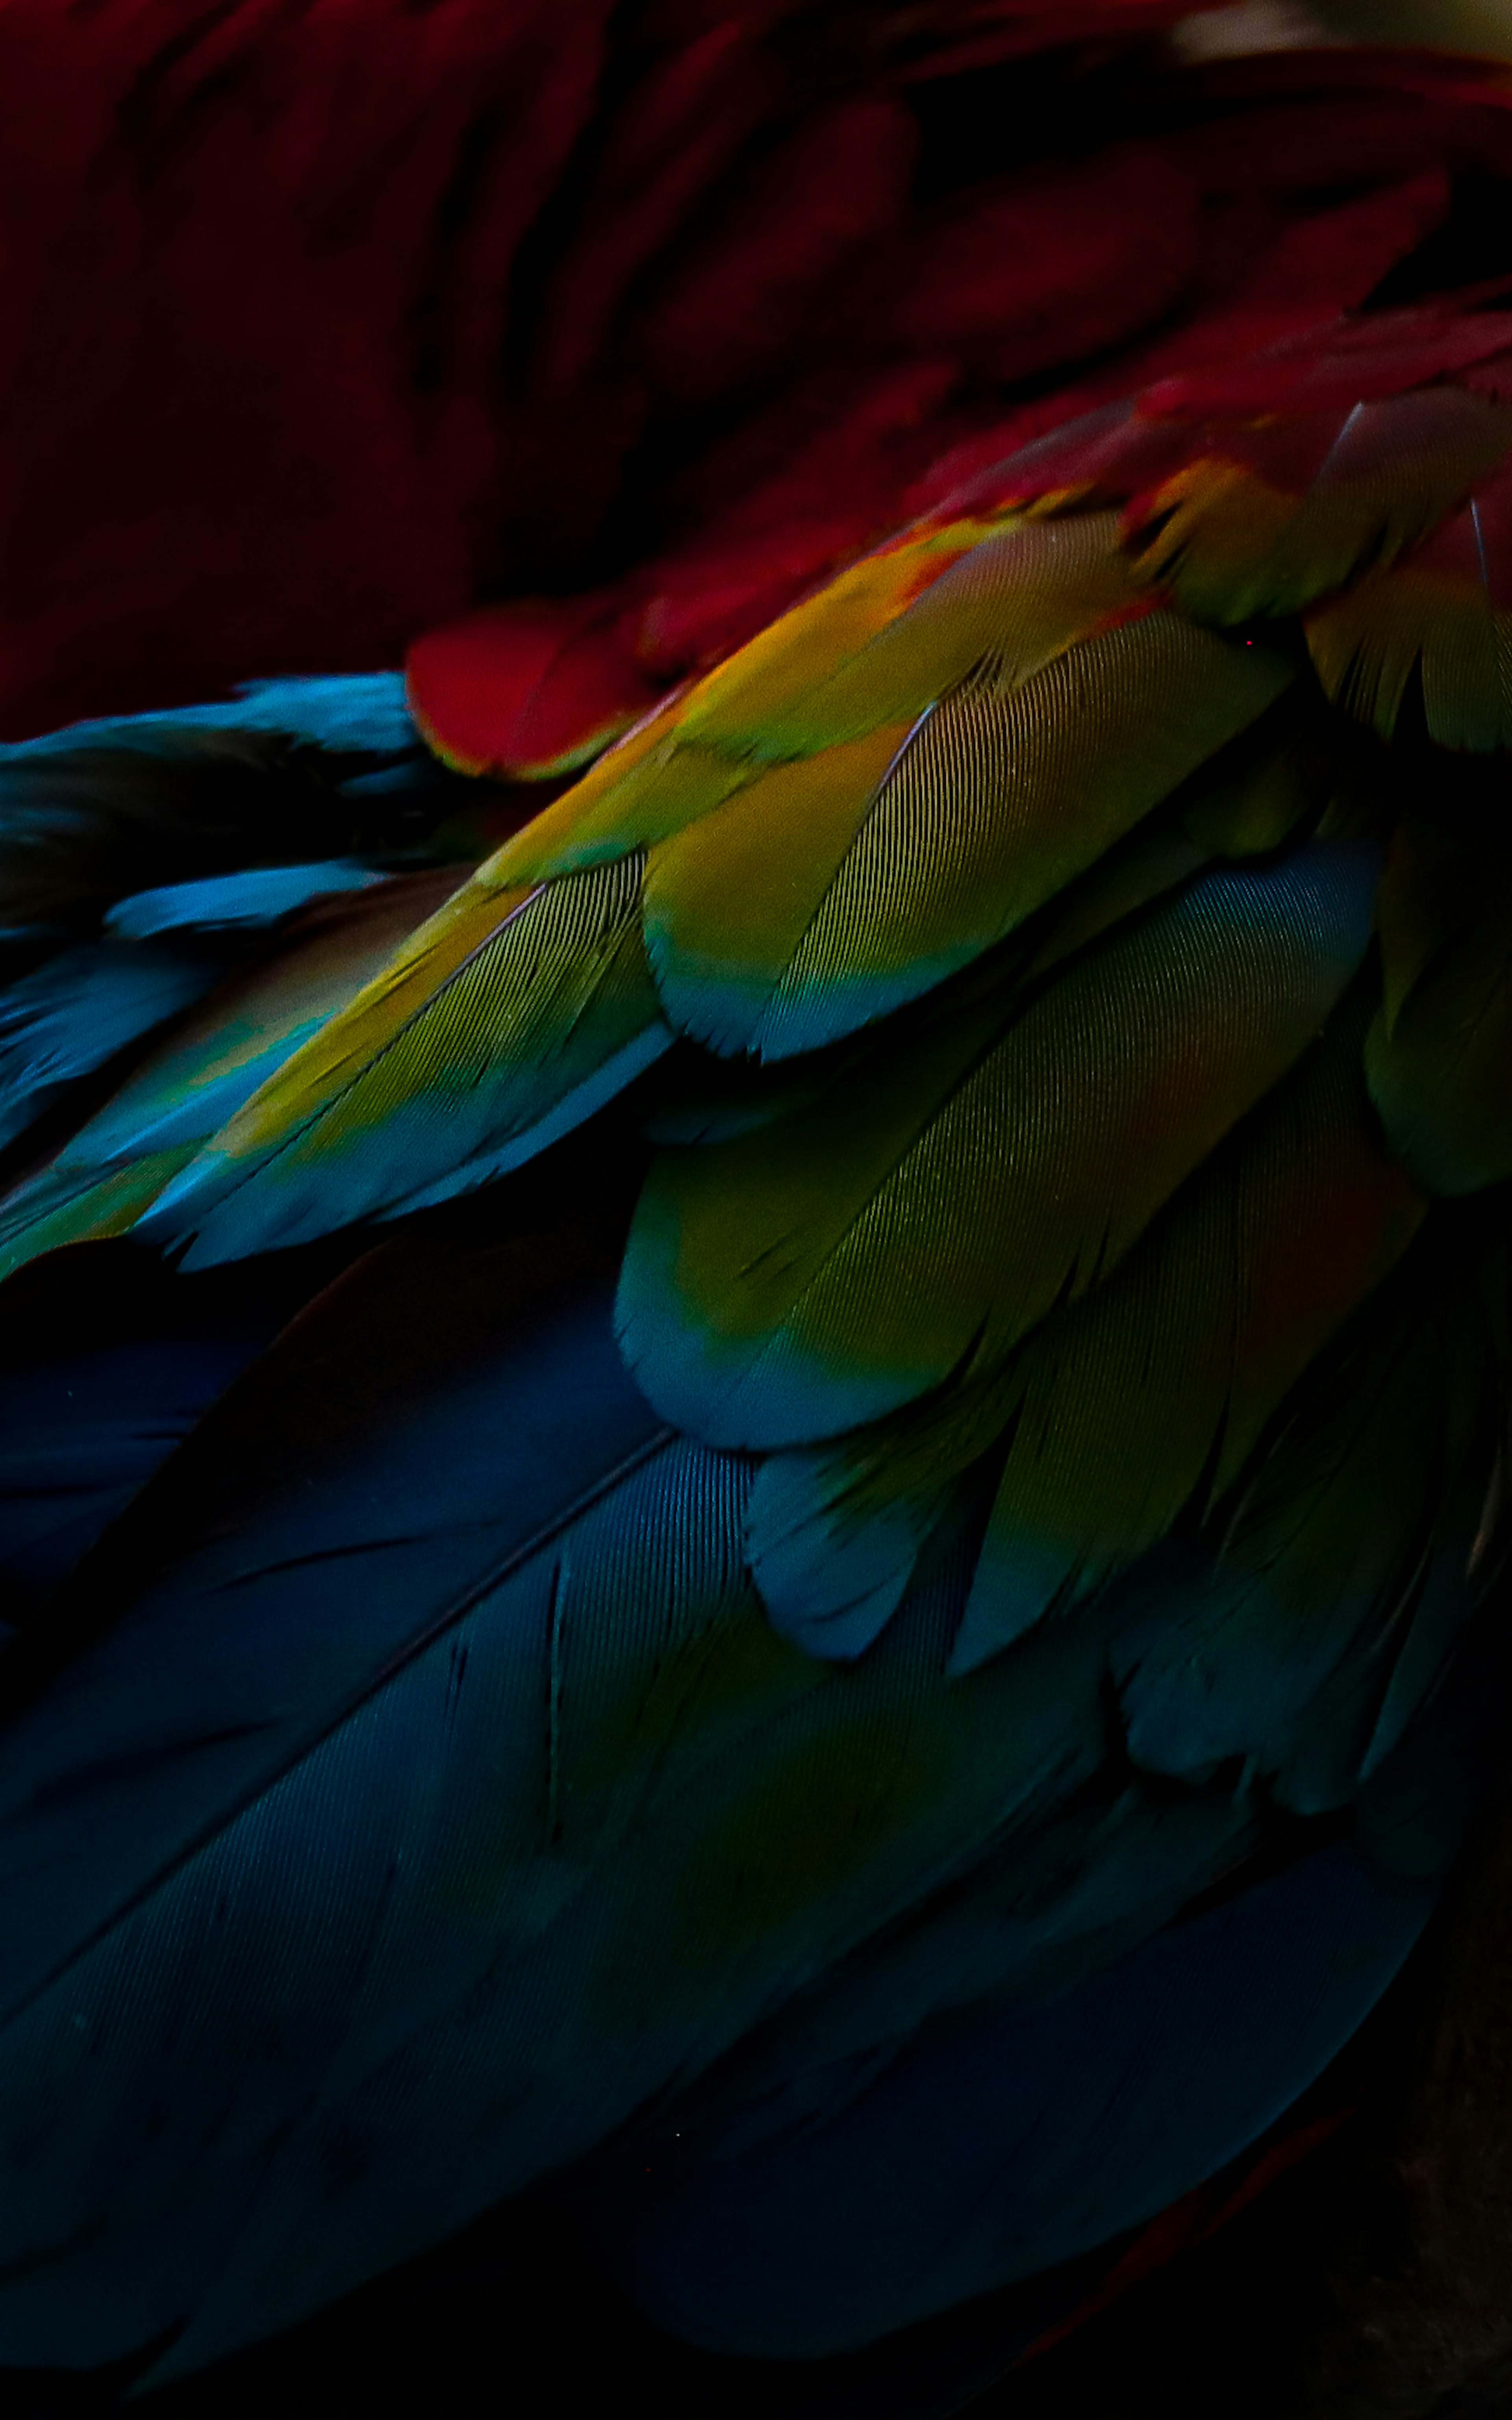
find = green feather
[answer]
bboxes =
[1136,389,1512,625]
[643,610,1293,1058]
[147,857,672,1264]
[0,871,465,1283]
[673,510,1143,763]
[1366,792,1512,1192]
[493,512,1141,891]
[1112,1210,1504,1806]
[947,984,1427,1676]
[747,982,1425,1667]
[618,843,1380,1450]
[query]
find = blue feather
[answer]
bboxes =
[104,863,384,940]
[0,1334,262,1618]
[0,1235,1112,2375]
[0,1204,1460,2385]
[0,942,224,1152]
[0,674,414,765]
[573,1840,1435,2359]
[0,606,1501,2399]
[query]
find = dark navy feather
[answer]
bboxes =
[0,941,226,1153]
[574,1841,1435,2358]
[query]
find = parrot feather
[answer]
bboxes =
[1112,1212,1502,1800]
[946,987,1429,1676]
[748,982,1425,1668]
[104,861,385,940]
[929,401,1195,523]
[1307,459,1512,749]
[0,941,225,1156]
[491,511,1140,893]
[580,1840,1434,2361]
[642,608,1293,1058]
[141,857,673,1266]
[0,872,463,1283]
[0,675,417,765]
[636,677,1337,1165]
[128,517,1288,1255]
[0,735,394,934]
[619,844,1380,1450]
[1132,386,1512,624]
[1140,307,1512,424]
[406,602,661,781]
[1365,792,1512,1191]
[13,28,1512,2396]
[0,1216,1140,2378]
[0,1245,334,1626]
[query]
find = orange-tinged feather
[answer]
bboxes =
[669,513,1023,753]
[489,510,1129,896]
[1307,461,1512,746]
[1134,387,1512,622]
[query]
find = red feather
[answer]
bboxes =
[406,602,662,781]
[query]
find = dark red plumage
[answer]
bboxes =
[6,2,1512,756]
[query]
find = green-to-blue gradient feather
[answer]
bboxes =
[7,293,1512,2393]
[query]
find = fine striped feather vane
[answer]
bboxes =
[746,980,1427,1666]
[40,304,1512,1673]
[1129,386,1512,625]
[0,1212,1457,2382]
[140,514,1290,1260]
[11,267,1512,2387]
[0,870,467,1284]
[618,842,1378,1447]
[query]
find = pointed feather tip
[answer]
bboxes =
[130,1019,679,1270]
[944,1537,1072,1679]
[104,861,384,940]
[127,1149,251,1267]
[745,1453,924,1661]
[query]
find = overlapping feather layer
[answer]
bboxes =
[4,298,1512,2375]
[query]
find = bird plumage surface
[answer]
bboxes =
[8,3,1512,2406]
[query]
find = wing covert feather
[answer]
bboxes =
[746,985,1426,1666]
[619,844,1380,1449]
[144,857,674,1265]
[644,611,1293,1058]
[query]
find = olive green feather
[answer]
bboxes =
[1112,1210,1505,1805]
[642,609,1293,1058]
[1366,790,1512,1193]
[746,983,1425,1667]
[617,842,1380,1451]
[144,856,671,1265]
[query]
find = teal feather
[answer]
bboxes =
[1111,1214,1502,1802]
